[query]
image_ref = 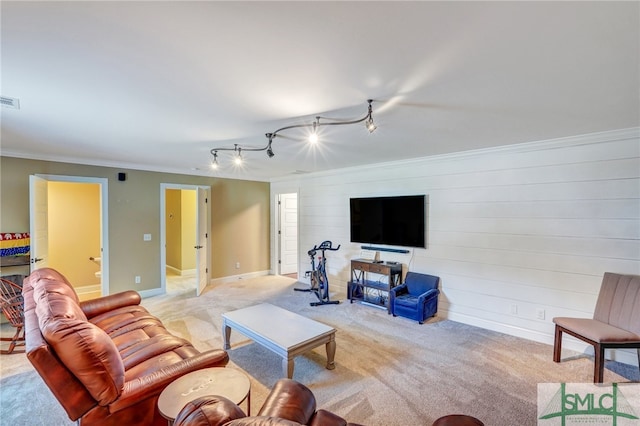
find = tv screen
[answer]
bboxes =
[350,195,425,248]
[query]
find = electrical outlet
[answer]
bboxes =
[510,304,518,315]
[235,262,240,269]
[536,308,546,320]
[135,276,141,284]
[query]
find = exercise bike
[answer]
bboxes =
[294,240,340,306]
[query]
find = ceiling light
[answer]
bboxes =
[309,119,319,144]
[211,151,219,169]
[234,146,242,165]
[365,117,377,133]
[209,99,376,168]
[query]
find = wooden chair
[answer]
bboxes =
[0,277,25,354]
[553,272,640,382]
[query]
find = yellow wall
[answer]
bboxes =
[0,156,271,294]
[165,189,197,273]
[165,189,182,270]
[48,181,101,286]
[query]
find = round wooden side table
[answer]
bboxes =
[158,367,251,425]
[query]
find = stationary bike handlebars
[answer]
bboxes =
[307,240,341,257]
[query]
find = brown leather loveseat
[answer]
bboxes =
[23,267,229,425]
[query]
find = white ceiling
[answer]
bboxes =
[1,1,638,181]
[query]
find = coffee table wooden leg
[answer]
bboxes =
[223,323,231,350]
[284,357,294,379]
[325,335,336,370]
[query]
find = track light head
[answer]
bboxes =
[234,145,242,165]
[211,151,219,169]
[365,99,376,133]
[309,119,319,144]
[365,117,377,133]
[266,134,275,158]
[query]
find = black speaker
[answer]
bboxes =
[117,172,127,181]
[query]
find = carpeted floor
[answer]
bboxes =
[1,274,638,425]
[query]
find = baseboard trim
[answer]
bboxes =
[139,287,164,298]
[166,265,196,276]
[75,284,101,296]
[443,310,639,367]
[210,270,271,285]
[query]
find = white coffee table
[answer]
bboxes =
[222,303,336,379]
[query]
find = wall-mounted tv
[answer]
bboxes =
[350,195,425,248]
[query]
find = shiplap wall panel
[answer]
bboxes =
[271,129,640,363]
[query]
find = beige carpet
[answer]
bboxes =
[1,275,638,425]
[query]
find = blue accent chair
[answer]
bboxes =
[390,272,440,324]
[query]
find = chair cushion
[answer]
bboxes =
[33,274,124,405]
[404,272,439,295]
[42,314,124,404]
[257,378,316,423]
[227,418,303,426]
[395,295,420,307]
[174,395,246,426]
[554,317,640,343]
[29,267,80,305]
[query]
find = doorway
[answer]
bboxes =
[277,192,298,278]
[29,175,109,299]
[160,184,210,296]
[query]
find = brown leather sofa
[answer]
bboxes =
[174,378,363,426]
[23,267,229,426]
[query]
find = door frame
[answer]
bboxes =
[273,190,300,276]
[30,174,109,295]
[160,183,211,295]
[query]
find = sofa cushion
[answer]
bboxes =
[29,267,80,305]
[34,283,125,405]
[42,313,125,404]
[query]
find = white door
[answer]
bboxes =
[196,187,209,296]
[29,175,109,294]
[279,193,298,275]
[29,175,49,270]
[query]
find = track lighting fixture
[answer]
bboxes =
[210,99,376,168]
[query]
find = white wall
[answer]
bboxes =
[271,128,640,363]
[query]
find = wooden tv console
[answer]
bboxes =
[347,259,402,312]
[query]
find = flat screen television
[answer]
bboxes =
[350,195,425,248]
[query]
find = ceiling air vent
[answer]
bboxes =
[0,96,20,109]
